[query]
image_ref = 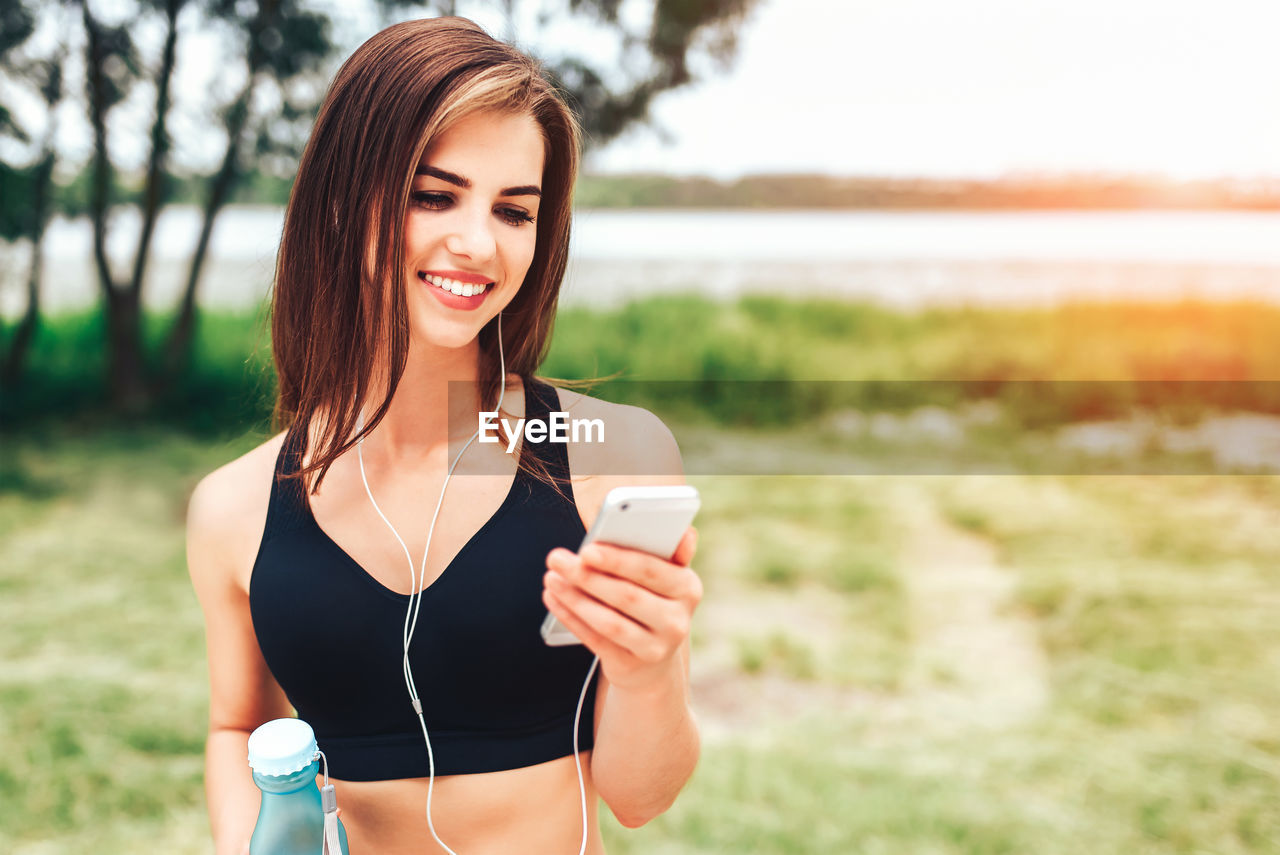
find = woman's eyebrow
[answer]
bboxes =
[415,164,541,198]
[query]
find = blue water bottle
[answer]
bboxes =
[247,718,351,854]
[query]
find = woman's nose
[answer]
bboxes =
[444,207,498,262]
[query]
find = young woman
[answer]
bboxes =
[185,17,702,855]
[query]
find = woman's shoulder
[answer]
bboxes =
[186,430,289,592]
[542,381,684,482]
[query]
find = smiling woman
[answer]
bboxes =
[270,22,579,459]
[185,15,701,855]
[403,110,544,347]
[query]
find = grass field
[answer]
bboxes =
[8,296,1280,432]
[2,422,1277,853]
[4,295,1278,851]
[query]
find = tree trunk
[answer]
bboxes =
[1,238,42,389]
[160,110,245,380]
[4,15,70,399]
[162,0,277,380]
[83,3,151,414]
[127,0,181,307]
[1,150,54,388]
[105,286,149,414]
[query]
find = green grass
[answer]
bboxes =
[0,428,263,849]
[4,296,1280,851]
[603,709,1280,854]
[735,632,818,680]
[4,424,1278,853]
[689,476,909,689]
[9,296,1280,431]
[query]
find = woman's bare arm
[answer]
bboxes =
[186,445,294,854]
[545,403,702,827]
[586,607,700,827]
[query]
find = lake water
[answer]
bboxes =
[5,206,1280,315]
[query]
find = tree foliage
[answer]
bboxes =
[0,0,761,417]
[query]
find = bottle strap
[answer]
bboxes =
[322,794,342,855]
[316,749,344,855]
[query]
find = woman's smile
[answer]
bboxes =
[418,270,495,309]
[419,266,496,304]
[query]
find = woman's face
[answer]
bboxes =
[401,109,545,352]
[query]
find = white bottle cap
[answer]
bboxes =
[247,718,318,777]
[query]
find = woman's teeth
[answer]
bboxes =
[421,273,491,297]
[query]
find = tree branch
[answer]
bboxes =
[161,0,279,375]
[81,1,118,301]
[128,0,184,299]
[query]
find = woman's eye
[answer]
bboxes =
[410,192,532,226]
[498,207,535,227]
[410,191,451,209]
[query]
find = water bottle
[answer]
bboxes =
[247,718,351,855]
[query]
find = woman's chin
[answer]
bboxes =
[407,323,486,355]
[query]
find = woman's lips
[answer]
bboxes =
[418,270,493,311]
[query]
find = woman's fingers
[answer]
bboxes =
[543,534,702,673]
[542,587,633,661]
[545,562,666,630]
[543,572,655,654]
[671,526,698,567]
[547,540,701,604]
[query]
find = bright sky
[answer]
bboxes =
[587,0,1280,179]
[22,0,1280,180]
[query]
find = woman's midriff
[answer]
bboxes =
[330,751,607,855]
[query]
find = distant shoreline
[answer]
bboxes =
[570,173,1280,211]
[59,169,1280,213]
[14,208,1280,317]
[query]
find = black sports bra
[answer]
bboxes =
[248,376,599,780]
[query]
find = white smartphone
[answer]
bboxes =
[541,485,702,646]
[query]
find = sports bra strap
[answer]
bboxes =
[261,424,310,542]
[262,376,575,542]
[522,377,572,486]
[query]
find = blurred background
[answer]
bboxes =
[2,0,1278,852]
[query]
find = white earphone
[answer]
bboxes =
[355,313,599,855]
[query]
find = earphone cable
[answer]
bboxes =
[355,314,596,855]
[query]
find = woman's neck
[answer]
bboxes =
[368,338,488,464]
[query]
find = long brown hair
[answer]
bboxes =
[271,17,581,492]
